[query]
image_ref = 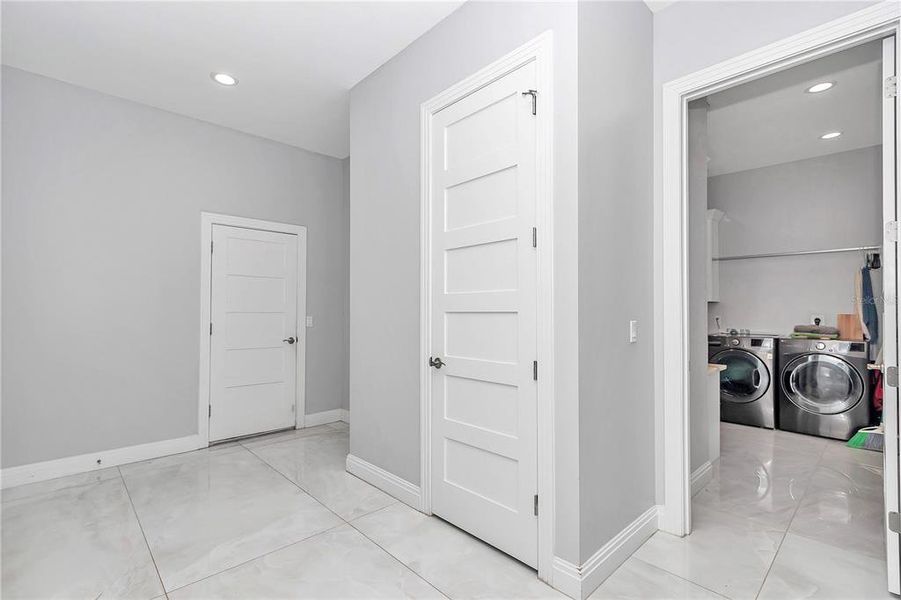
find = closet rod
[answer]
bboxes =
[714,245,881,262]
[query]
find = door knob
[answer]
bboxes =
[429,356,445,369]
[283,336,296,345]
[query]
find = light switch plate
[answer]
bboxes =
[306,316,313,328]
[629,320,638,343]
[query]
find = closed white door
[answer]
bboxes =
[882,35,900,595]
[429,60,539,567]
[209,225,298,442]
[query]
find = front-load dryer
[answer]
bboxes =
[777,338,871,441]
[708,335,777,429]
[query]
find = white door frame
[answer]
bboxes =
[198,212,308,444]
[657,0,900,536]
[419,31,555,582]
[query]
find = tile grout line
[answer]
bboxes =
[630,556,731,599]
[162,522,348,595]
[752,438,829,600]
[116,466,169,598]
[345,510,453,600]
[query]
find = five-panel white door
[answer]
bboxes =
[429,60,539,567]
[209,224,298,442]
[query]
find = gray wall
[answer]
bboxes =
[577,0,655,562]
[651,0,880,504]
[2,67,350,468]
[708,146,883,335]
[687,102,710,473]
[348,1,582,563]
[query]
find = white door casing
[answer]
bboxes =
[427,60,539,568]
[882,34,900,594]
[658,0,899,555]
[204,218,306,443]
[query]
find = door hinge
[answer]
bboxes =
[532,227,537,248]
[888,366,899,388]
[208,405,212,417]
[533,494,539,516]
[211,241,214,254]
[887,221,900,243]
[533,360,538,381]
[522,89,538,115]
[886,75,898,99]
[209,322,213,335]
[890,511,901,533]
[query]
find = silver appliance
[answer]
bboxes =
[708,335,777,429]
[777,338,871,441]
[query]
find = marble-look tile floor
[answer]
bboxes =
[1,421,890,599]
[594,423,890,600]
[1,422,563,599]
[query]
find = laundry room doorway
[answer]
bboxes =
[657,6,901,595]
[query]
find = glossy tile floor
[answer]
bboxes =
[1,421,889,599]
[1,422,562,599]
[594,423,890,600]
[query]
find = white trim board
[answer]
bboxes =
[657,1,900,538]
[551,506,660,600]
[690,462,713,497]
[345,454,421,510]
[304,408,349,427]
[198,212,309,442]
[419,30,556,584]
[0,434,205,489]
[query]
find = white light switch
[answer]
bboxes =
[629,320,638,343]
[306,316,314,328]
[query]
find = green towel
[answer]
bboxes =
[790,332,840,339]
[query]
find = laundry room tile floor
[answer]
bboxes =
[594,422,892,599]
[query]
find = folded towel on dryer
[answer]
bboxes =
[790,332,840,340]
[793,324,840,335]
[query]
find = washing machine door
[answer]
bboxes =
[711,349,770,404]
[782,354,864,415]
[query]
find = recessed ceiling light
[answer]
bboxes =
[210,72,238,86]
[820,131,842,140]
[806,81,834,93]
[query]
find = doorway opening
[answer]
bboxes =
[657,4,900,596]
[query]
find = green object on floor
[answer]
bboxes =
[847,426,884,452]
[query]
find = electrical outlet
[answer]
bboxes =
[306,316,314,328]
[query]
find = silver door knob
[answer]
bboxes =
[283,336,296,345]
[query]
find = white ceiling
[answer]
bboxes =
[705,40,883,177]
[1,1,464,158]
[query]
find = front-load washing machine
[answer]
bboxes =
[777,338,871,441]
[708,335,777,429]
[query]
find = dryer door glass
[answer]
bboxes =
[713,349,770,404]
[783,354,863,415]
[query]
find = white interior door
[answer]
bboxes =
[429,60,539,568]
[209,224,298,442]
[883,35,900,595]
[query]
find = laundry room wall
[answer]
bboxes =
[707,146,883,337]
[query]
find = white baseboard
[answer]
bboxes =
[304,408,349,428]
[691,461,713,497]
[346,454,421,510]
[1,434,206,489]
[551,505,659,600]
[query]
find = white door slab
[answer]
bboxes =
[210,225,298,442]
[882,34,900,595]
[428,60,538,567]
